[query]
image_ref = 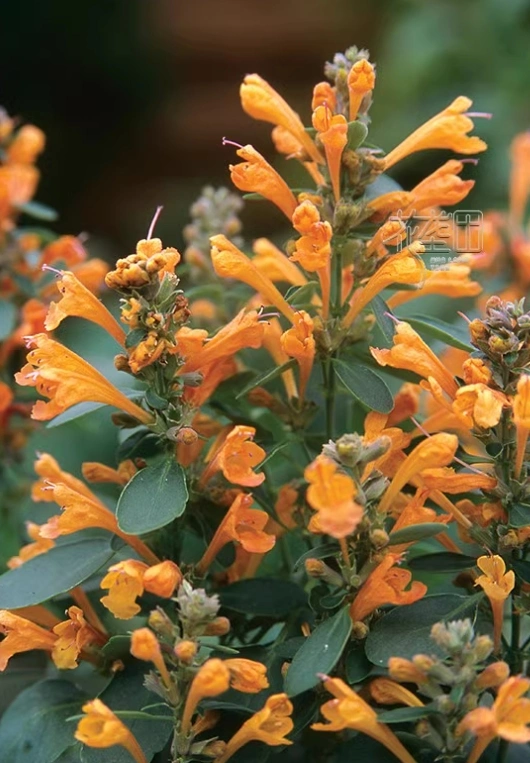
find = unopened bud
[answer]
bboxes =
[148,607,175,639]
[203,617,231,636]
[475,661,509,689]
[351,621,369,640]
[176,427,199,445]
[202,741,227,758]
[412,655,435,672]
[174,640,198,664]
[469,319,488,344]
[473,635,494,662]
[370,529,390,549]
[114,354,131,373]
[336,433,363,466]
[436,694,455,714]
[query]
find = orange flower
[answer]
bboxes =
[5,124,45,164]
[196,493,275,575]
[183,358,237,409]
[456,676,530,763]
[367,190,412,218]
[350,553,426,622]
[100,560,181,620]
[223,658,269,693]
[262,317,298,400]
[312,81,337,112]
[290,200,332,272]
[82,460,136,486]
[343,243,426,327]
[383,96,487,169]
[181,658,231,735]
[16,333,152,424]
[214,693,293,763]
[240,74,322,163]
[271,125,325,185]
[31,452,95,502]
[371,321,459,398]
[403,159,476,213]
[305,455,364,539]
[389,489,450,554]
[202,425,266,488]
[370,677,424,708]
[252,237,307,286]
[210,235,297,324]
[513,374,530,477]
[312,105,348,202]
[281,311,316,401]
[452,384,507,429]
[105,238,180,291]
[475,555,515,653]
[52,606,105,670]
[509,132,530,230]
[312,677,416,763]
[131,627,175,699]
[365,219,407,259]
[0,611,57,670]
[387,263,481,309]
[75,699,147,763]
[347,59,375,121]
[229,144,298,220]
[388,657,430,685]
[45,270,126,346]
[7,521,55,568]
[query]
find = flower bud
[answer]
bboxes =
[473,635,494,662]
[370,529,390,549]
[351,621,369,640]
[475,661,510,689]
[148,607,176,639]
[176,427,199,445]
[203,617,231,636]
[174,640,198,664]
[114,354,131,373]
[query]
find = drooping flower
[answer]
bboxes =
[51,606,106,670]
[16,333,152,424]
[181,659,231,735]
[312,677,416,763]
[223,658,269,693]
[305,455,364,539]
[75,699,147,763]
[475,555,515,652]
[347,59,376,121]
[200,425,266,488]
[369,677,424,708]
[350,553,427,622]
[214,693,293,763]
[130,628,176,699]
[262,317,299,400]
[281,311,316,401]
[0,611,57,670]
[81,460,136,486]
[228,144,298,220]
[387,262,481,309]
[100,560,182,620]
[312,105,348,202]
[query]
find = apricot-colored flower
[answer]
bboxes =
[271,126,325,185]
[215,693,293,763]
[45,271,126,346]
[290,200,332,272]
[240,74,322,163]
[312,677,416,763]
[388,263,481,309]
[229,144,298,220]
[252,237,307,286]
[389,488,450,554]
[403,159,476,214]
[509,132,530,230]
[210,235,297,324]
[312,81,336,112]
[343,243,426,327]
[223,658,269,693]
[456,676,530,763]
[31,452,94,502]
[370,677,424,707]
[181,659,231,735]
[0,611,57,670]
[388,657,430,685]
[196,493,275,575]
[131,627,175,698]
[52,606,105,670]
[82,460,136,486]
[201,424,266,489]
[347,59,375,121]
[475,555,515,653]
[75,699,147,763]
[371,321,459,398]
[105,238,180,291]
[365,219,407,259]
[452,384,507,429]
[350,553,427,622]
[16,333,152,424]
[367,190,412,218]
[305,455,364,539]
[7,521,55,568]
[6,124,45,164]
[513,374,530,477]
[312,105,348,202]
[420,467,497,494]
[383,96,487,169]
[100,560,181,620]
[262,317,298,400]
[281,311,316,401]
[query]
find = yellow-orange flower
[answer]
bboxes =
[215,693,293,763]
[240,74,322,163]
[350,553,427,622]
[223,658,269,693]
[509,132,530,229]
[7,521,55,569]
[0,611,57,670]
[252,237,307,286]
[45,270,126,346]
[452,384,507,429]
[290,200,332,272]
[456,676,530,763]
[200,424,266,489]
[52,606,105,670]
[312,677,416,763]
[181,658,231,735]
[281,311,316,401]
[475,555,515,653]
[513,374,530,477]
[262,317,299,400]
[305,455,364,539]
[369,677,424,707]
[312,105,348,202]
[229,144,297,220]
[196,493,275,575]
[347,59,375,121]
[105,238,180,291]
[16,333,152,424]
[131,627,176,699]
[383,96,487,169]
[100,560,182,620]
[387,263,481,309]
[82,460,136,486]
[75,699,147,763]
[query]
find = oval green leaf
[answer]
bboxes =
[388,522,445,545]
[408,552,477,573]
[219,578,307,617]
[284,606,352,697]
[117,459,188,534]
[333,359,394,413]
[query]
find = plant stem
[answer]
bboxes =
[323,356,336,442]
[496,739,509,763]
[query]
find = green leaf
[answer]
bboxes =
[408,552,477,572]
[388,523,445,545]
[365,594,487,666]
[347,120,368,150]
[235,359,297,399]
[333,359,394,413]
[124,328,147,349]
[285,281,319,307]
[117,459,188,534]
[293,542,339,571]
[371,296,395,346]
[0,679,88,762]
[46,401,105,427]
[509,503,530,527]
[284,607,352,696]
[405,315,473,352]
[0,300,16,341]
[219,578,307,617]
[512,560,530,583]
[144,388,168,410]
[0,538,115,608]
[16,200,59,221]
[345,646,373,684]
[377,705,440,724]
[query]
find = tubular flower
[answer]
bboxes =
[181,659,231,735]
[312,105,348,202]
[0,611,57,670]
[387,263,481,308]
[210,235,297,324]
[343,243,427,327]
[183,358,237,409]
[513,374,530,477]
[229,144,298,220]
[371,321,459,398]
[31,452,98,502]
[388,657,430,685]
[7,521,55,568]
[280,311,316,401]
[44,271,126,346]
[201,425,266,488]
[271,125,325,185]
[75,699,147,763]
[305,455,364,539]
[475,555,515,653]
[214,693,293,763]
[223,658,269,693]
[456,677,530,763]
[365,219,407,258]
[290,200,332,272]
[402,159,476,213]
[52,606,106,670]
[312,81,337,111]
[369,677,424,707]
[378,433,458,514]
[262,317,298,400]
[82,460,136,486]
[383,96,487,170]
[252,237,308,286]
[100,560,182,620]
[350,553,427,623]
[196,493,275,575]
[389,489,450,554]
[130,628,175,697]
[509,132,530,229]
[240,74,323,163]
[15,333,152,424]
[128,332,173,374]
[347,59,376,121]
[312,677,416,763]
[6,124,45,164]
[452,384,508,429]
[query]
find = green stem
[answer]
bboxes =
[496,739,510,763]
[323,357,337,442]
